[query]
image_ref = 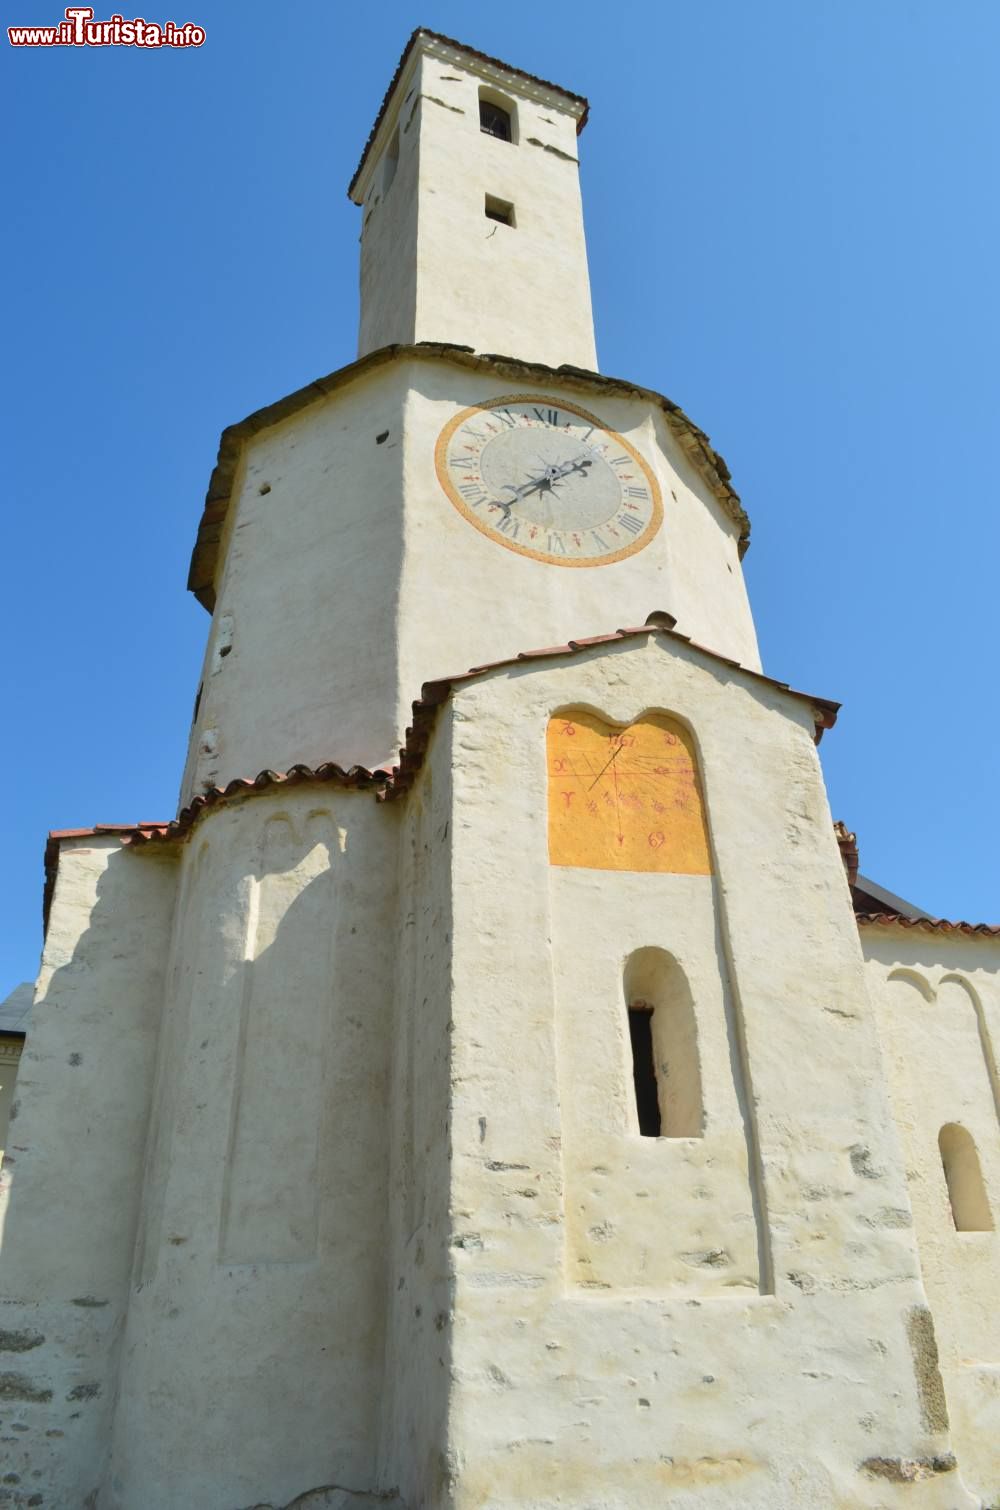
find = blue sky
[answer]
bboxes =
[3,0,998,994]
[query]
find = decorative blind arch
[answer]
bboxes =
[938,1123,994,1232]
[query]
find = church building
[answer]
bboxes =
[1,28,998,1509]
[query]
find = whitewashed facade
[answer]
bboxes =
[2,29,998,1510]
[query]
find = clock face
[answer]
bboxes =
[435,394,663,566]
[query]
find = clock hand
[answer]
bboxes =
[518,456,594,500]
[543,455,593,484]
[492,456,595,512]
[495,475,548,514]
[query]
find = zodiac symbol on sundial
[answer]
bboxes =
[546,710,712,875]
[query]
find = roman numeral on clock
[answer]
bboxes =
[439,399,662,566]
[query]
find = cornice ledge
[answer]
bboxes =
[188,343,748,613]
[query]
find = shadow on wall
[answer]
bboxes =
[0,798,422,1508]
[109,803,407,1506]
[0,847,174,1504]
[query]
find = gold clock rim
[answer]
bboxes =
[434,393,664,568]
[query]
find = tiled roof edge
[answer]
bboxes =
[855,913,1000,939]
[42,823,173,933]
[41,770,388,931]
[834,821,859,888]
[187,344,749,612]
[41,622,840,926]
[125,763,390,847]
[388,620,839,797]
[348,28,589,201]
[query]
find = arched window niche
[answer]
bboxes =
[479,86,517,143]
[624,948,704,1139]
[938,1123,994,1232]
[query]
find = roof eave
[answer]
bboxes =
[348,27,589,204]
[186,343,749,613]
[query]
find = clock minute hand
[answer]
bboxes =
[543,455,593,485]
[517,456,594,500]
[494,456,595,512]
[497,469,559,508]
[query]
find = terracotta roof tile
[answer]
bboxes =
[855,913,1000,939]
[834,821,859,888]
[841,825,998,937]
[43,823,171,930]
[124,764,390,848]
[401,622,839,790]
[42,620,839,925]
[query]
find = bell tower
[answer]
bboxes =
[350,31,597,371]
[6,26,996,1510]
[178,30,758,803]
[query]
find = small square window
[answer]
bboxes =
[485,194,515,227]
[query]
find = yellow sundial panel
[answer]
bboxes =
[546,709,712,874]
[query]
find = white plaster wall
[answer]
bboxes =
[432,636,972,1507]
[377,740,456,1510]
[104,787,400,1510]
[863,930,1000,1507]
[0,838,175,1507]
[183,355,757,803]
[10,639,998,1508]
[357,74,419,367]
[396,362,760,751]
[0,1038,23,1163]
[357,50,597,371]
[551,872,761,1297]
[181,364,409,802]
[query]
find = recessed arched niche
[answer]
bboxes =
[546,709,711,875]
[623,947,704,1139]
[938,1123,994,1232]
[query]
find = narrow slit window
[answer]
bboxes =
[624,948,704,1139]
[628,1006,661,1138]
[485,194,515,227]
[939,1123,994,1231]
[480,99,512,141]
